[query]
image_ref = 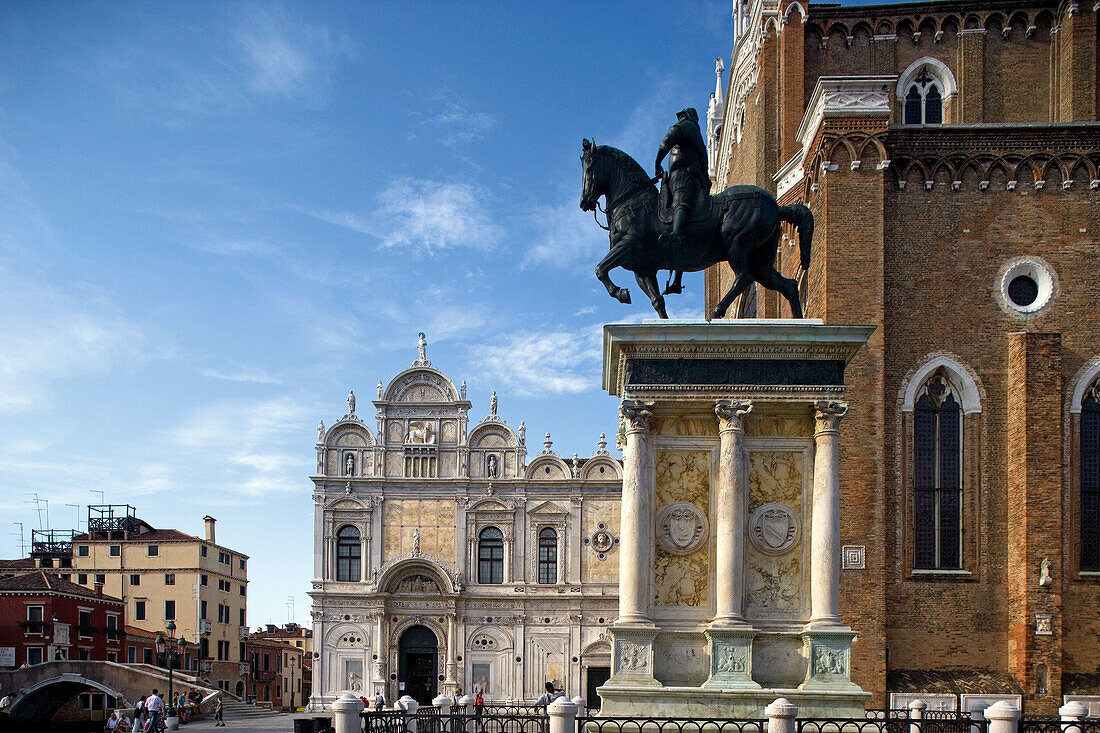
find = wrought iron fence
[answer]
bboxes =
[1019,719,1100,733]
[362,710,406,733]
[865,712,973,721]
[577,716,767,733]
[798,716,984,733]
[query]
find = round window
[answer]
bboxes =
[1007,275,1038,307]
[998,259,1056,316]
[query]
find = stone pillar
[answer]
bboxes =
[765,698,798,733]
[443,615,458,690]
[608,400,660,689]
[984,701,1021,733]
[712,399,753,627]
[809,400,847,628]
[800,401,860,694]
[333,692,364,733]
[548,698,579,733]
[908,699,926,733]
[398,696,420,733]
[1060,701,1088,733]
[616,399,655,625]
[704,400,759,689]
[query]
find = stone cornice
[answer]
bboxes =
[806,0,1057,22]
[776,76,895,198]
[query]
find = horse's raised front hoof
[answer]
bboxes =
[710,307,728,320]
[616,288,631,304]
[662,283,683,296]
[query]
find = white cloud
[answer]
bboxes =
[236,6,356,100]
[307,179,503,255]
[172,396,314,496]
[201,367,283,385]
[0,278,146,414]
[413,91,497,146]
[476,327,602,397]
[526,200,609,270]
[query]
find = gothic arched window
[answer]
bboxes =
[538,528,558,584]
[904,70,943,125]
[914,376,963,569]
[478,527,504,584]
[1082,382,1100,571]
[336,526,361,582]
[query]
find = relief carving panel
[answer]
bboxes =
[744,450,805,619]
[654,451,710,607]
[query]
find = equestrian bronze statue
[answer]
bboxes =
[579,133,813,320]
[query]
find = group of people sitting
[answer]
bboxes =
[105,688,218,731]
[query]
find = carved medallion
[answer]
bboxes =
[714,643,746,673]
[656,502,708,555]
[617,642,648,672]
[749,502,800,555]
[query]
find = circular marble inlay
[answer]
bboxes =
[656,502,708,555]
[749,502,800,555]
[591,529,614,552]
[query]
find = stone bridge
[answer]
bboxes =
[0,661,221,723]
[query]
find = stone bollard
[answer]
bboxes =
[333,692,365,733]
[1060,701,1089,733]
[398,695,420,733]
[909,698,927,733]
[984,701,1021,733]
[766,698,798,733]
[549,697,579,733]
[459,695,475,733]
[571,697,586,715]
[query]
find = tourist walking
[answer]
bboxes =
[145,689,165,732]
[214,696,225,726]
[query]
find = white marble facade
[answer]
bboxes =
[308,337,622,709]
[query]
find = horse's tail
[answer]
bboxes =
[778,203,814,270]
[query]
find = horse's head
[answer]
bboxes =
[579,138,603,212]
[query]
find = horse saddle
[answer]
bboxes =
[657,176,711,226]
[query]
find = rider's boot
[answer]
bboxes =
[663,270,684,295]
[659,207,688,248]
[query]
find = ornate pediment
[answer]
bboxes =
[466,497,515,512]
[528,500,569,518]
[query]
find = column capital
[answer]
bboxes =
[813,400,848,435]
[715,400,753,433]
[620,400,655,433]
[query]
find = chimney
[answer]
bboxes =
[95,581,104,596]
[203,516,216,543]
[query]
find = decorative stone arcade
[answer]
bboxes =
[599,320,873,717]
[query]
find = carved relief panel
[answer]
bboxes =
[653,450,712,608]
[743,446,811,621]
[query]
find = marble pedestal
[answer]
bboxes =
[598,320,873,718]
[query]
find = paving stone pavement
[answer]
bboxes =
[175,711,316,732]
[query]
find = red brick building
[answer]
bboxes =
[707,0,1100,716]
[244,635,305,711]
[0,572,126,666]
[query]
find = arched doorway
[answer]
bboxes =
[398,625,438,704]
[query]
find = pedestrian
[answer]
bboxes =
[214,697,225,727]
[474,691,484,720]
[134,694,146,729]
[534,682,565,712]
[453,688,463,708]
[374,691,385,711]
[145,689,165,732]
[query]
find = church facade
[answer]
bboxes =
[706,0,1100,716]
[308,340,622,709]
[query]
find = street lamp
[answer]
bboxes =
[155,621,188,720]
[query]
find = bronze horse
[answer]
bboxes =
[579,139,813,319]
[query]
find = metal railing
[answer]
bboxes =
[1019,720,1100,733]
[363,710,406,733]
[798,717,984,733]
[578,716,767,733]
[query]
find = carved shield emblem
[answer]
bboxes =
[749,502,800,556]
[761,508,790,549]
[656,502,708,555]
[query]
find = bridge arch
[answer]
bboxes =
[10,672,130,722]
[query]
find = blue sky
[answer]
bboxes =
[0,0,899,626]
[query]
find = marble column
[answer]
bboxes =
[704,400,759,689]
[808,400,847,628]
[616,399,655,625]
[711,399,753,627]
[443,614,458,689]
